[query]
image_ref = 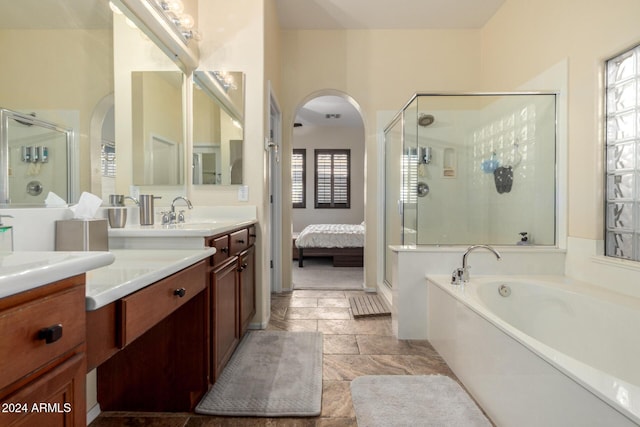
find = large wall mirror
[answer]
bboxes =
[131,71,184,186]
[193,71,245,185]
[0,0,113,205]
[111,6,186,196]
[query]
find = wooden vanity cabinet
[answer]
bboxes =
[211,257,240,380]
[93,261,209,412]
[0,275,87,427]
[239,245,256,337]
[207,224,256,382]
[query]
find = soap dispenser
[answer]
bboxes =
[0,214,14,252]
[517,232,529,245]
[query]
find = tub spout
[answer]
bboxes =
[451,244,501,285]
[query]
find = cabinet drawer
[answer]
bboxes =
[229,229,249,255]
[0,285,85,390]
[0,353,85,427]
[210,235,230,267]
[120,261,206,347]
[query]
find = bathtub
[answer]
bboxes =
[426,275,640,427]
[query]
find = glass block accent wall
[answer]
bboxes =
[605,44,640,261]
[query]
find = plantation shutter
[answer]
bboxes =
[315,149,350,208]
[292,149,306,208]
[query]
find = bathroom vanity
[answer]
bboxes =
[87,221,257,412]
[0,213,257,424]
[0,251,114,427]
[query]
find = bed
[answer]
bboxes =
[294,223,365,267]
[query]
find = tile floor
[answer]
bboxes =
[90,289,457,426]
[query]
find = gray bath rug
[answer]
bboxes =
[195,331,323,417]
[350,375,491,426]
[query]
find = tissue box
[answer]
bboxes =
[55,219,108,251]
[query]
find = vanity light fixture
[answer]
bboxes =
[213,71,237,92]
[111,0,199,72]
[154,0,201,42]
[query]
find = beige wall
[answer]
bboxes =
[0,28,113,200]
[480,0,640,240]
[280,29,482,288]
[196,0,271,325]
[291,124,366,232]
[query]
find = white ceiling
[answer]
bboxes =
[295,96,363,129]
[276,0,505,30]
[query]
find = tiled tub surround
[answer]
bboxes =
[427,275,640,426]
[388,245,566,339]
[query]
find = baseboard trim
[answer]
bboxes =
[86,403,101,425]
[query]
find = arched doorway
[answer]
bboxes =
[289,91,366,290]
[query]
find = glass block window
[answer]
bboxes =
[605,44,640,261]
[314,149,350,208]
[292,149,306,208]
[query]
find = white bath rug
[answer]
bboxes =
[350,375,491,426]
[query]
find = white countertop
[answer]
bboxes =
[0,251,115,299]
[85,248,215,311]
[107,219,256,238]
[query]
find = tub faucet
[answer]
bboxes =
[170,196,193,223]
[451,244,502,285]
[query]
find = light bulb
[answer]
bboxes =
[179,13,194,30]
[165,0,184,14]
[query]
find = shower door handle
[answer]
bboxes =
[397,199,403,215]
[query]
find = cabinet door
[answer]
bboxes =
[0,353,85,427]
[211,257,239,381]
[208,235,230,267]
[238,246,255,337]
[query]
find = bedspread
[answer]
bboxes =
[295,223,364,248]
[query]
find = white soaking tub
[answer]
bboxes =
[426,275,640,427]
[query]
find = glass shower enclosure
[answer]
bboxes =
[383,93,557,287]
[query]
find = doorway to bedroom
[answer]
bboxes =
[290,93,365,291]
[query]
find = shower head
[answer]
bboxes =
[418,114,435,127]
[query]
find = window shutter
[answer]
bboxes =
[315,149,350,208]
[292,149,306,208]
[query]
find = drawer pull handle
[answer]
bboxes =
[174,288,187,298]
[237,263,248,272]
[249,234,257,238]
[38,324,63,344]
[236,239,245,244]
[221,247,228,253]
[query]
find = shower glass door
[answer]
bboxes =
[383,93,557,287]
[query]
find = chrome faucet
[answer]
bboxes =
[170,196,193,223]
[124,196,139,206]
[451,244,502,285]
